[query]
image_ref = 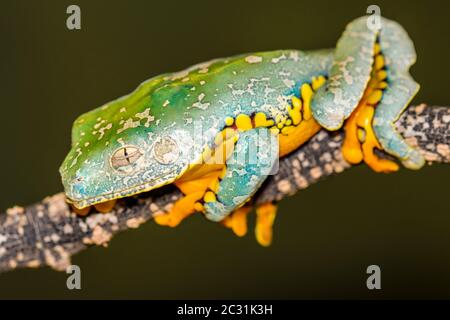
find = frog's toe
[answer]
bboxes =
[221,205,252,237]
[255,202,277,247]
[94,199,117,213]
[402,149,426,170]
[71,204,91,216]
[343,102,399,173]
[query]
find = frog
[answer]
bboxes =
[59,16,424,246]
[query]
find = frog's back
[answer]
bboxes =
[147,50,332,132]
[70,50,332,159]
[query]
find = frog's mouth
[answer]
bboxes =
[67,169,182,210]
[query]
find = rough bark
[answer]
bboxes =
[0,104,448,273]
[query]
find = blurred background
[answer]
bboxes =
[0,0,449,299]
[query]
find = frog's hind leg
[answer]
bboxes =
[342,42,400,172]
[311,16,379,131]
[372,19,425,169]
[342,19,425,171]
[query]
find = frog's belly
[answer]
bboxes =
[278,116,322,157]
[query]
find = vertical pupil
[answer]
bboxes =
[123,148,131,164]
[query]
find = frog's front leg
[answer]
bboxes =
[203,127,279,222]
[154,127,278,227]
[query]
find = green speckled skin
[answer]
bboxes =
[60,15,424,216]
[60,50,333,209]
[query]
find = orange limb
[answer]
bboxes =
[154,190,205,227]
[342,96,399,173]
[154,163,224,227]
[255,202,277,247]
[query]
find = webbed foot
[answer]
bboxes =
[94,199,117,213]
[342,92,399,173]
[71,204,91,216]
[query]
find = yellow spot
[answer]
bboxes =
[375,55,385,70]
[367,89,383,105]
[291,96,302,109]
[285,119,292,126]
[377,70,387,81]
[312,75,326,91]
[254,112,274,127]
[204,191,216,202]
[225,117,234,126]
[235,114,252,131]
[301,83,314,120]
[378,81,388,89]
[374,43,381,55]
[270,126,280,135]
[287,100,302,125]
[215,127,236,145]
[275,114,286,128]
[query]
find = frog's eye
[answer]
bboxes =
[111,146,143,170]
[152,136,180,165]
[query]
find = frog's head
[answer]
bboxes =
[59,98,198,209]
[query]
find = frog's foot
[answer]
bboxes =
[255,202,277,247]
[221,205,252,237]
[70,199,117,216]
[342,43,399,173]
[71,204,91,216]
[154,191,204,227]
[342,98,399,173]
[94,199,117,213]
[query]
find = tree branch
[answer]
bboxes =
[0,104,448,273]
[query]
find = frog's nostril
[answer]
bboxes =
[70,177,87,199]
[73,176,84,183]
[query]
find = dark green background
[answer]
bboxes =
[0,0,449,299]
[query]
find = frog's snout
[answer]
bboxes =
[67,175,88,201]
